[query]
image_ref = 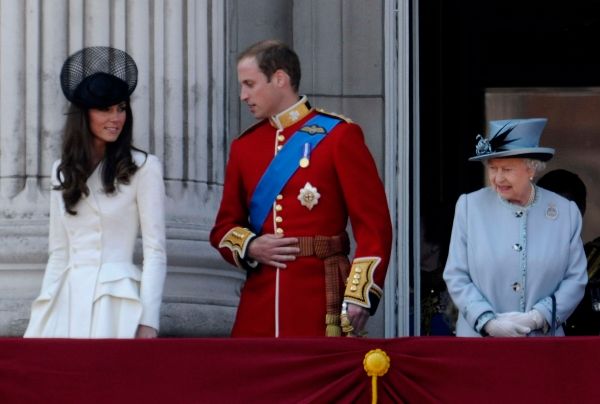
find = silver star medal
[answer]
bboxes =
[297,182,320,210]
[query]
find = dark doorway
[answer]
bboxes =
[417,0,600,335]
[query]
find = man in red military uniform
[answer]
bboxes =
[210,39,393,337]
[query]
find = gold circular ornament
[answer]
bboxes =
[363,349,391,377]
[299,157,310,168]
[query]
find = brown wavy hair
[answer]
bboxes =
[55,102,143,214]
[237,39,301,92]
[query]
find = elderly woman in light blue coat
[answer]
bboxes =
[444,118,587,337]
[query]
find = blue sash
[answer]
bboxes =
[249,114,342,233]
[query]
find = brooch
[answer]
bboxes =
[545,203,558,220]
[474,134,492,156]
[297,182,320,210]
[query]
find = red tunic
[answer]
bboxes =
[210,98,392,337]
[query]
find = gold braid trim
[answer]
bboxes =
[315,108,353,123]
[218,227,256,268]
[344,257,382,308]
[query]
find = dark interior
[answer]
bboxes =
[418,0,600,334]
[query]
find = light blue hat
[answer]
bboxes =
[469,118,555,162]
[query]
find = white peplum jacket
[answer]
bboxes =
[24,151,167,338]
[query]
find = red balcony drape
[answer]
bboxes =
[0,337,597,403]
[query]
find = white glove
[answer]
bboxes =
[496,310,546,331]
[484,318,531,337]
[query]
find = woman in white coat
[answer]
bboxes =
[25,47,167,338]
[444,118,587,337]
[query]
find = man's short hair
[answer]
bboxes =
[238,39,301,92]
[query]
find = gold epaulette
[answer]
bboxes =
[238,119,268,138]
[343,256,382,308]
[316,108,353,124]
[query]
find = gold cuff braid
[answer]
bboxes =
[344,257,382,308]
[218,227,256,268]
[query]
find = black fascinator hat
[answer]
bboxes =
[60,46,138,109]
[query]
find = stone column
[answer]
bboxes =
[0,0,240,336]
